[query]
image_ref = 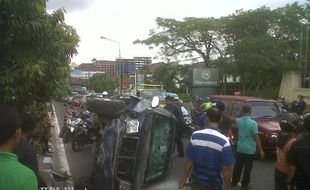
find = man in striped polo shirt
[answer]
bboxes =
[179,108,234,190]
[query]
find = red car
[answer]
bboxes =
[210,95,282,153]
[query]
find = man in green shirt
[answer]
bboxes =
[232,104,264,189]
[0,105,38,190]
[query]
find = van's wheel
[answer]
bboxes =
[72,137,84,152]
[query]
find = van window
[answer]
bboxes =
[232,102,244,117]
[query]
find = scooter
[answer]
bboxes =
[71,119,97,152]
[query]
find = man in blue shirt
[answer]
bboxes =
[179,108,235,190]
[232,104,264,189]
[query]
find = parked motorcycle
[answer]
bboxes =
[71,118,97,152]
[59,110,91,143]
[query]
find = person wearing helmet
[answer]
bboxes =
[274,112,301,190]
[286,113,310,190]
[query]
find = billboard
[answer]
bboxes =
[192,68,219,87]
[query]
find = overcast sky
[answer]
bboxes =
[46,0,306,64]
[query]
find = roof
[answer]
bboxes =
[78,63,99,72]
[209,95,276,102]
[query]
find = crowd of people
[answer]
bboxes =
[163,95,310,190]
[1,94,310,190]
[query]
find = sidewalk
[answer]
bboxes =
[38,105,73,188]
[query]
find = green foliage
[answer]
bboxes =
[138,2,309,99]
[178,93,192,102]
[26,102,53,154]
[152,63,191,92]
[244,86,280,100]
[87,74,116,93]
[0,0,79,106]
[135,17,225,67]
[0,1,79,152]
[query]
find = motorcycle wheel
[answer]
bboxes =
[62,129,71,143]
[72,136,84,152]
[59,125,68,138]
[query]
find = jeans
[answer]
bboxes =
[232,152,255,187]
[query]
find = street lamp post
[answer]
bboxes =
[100,36,123,95]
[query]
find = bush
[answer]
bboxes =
[25,102,52,154]
[178,93,192,102]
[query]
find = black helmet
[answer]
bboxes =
[279,112,301,132]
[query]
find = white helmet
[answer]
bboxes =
[102,91,108,96]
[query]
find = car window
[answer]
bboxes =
[222,100,231,114]
[248,101,280,118]
[232,102,244,117]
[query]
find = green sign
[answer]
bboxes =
[192,68,219,87]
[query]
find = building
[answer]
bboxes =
[117,57,152,77]
[70,63,105,79]
[133,57,152,70]
[94,60,117,79]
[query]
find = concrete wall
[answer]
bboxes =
[279,71,301,102]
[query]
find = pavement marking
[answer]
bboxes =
[51,103,72,176]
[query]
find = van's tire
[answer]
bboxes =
[86,98,126,118]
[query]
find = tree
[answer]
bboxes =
[134,17,226,67]
[222,4,307,93]
[152,64,178,92]
[0,0,79,107]
[87,74,116,93]
[0,0,79,153]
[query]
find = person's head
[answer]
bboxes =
[19,112,37,138]
[303,113,310,133]
[279,112,301,133]
[242,104,252,115]
[165,96,174,105]
[299,95,304,101]
[280,96,285,102]
[206,108,222,124]
[215,101,225,112]
[0,105,22,149]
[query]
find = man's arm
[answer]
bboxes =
[178,158,193,189]
[255,135,265,159]
[222,166,233,190]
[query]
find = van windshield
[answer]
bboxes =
[248,101,281,119]
[140,90,166,101]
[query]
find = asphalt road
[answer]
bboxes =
[53,101,276,190]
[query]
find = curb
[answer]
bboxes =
[39,102,73,188]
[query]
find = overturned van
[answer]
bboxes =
[86,96,176,190]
